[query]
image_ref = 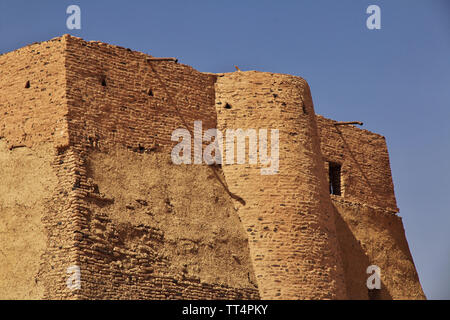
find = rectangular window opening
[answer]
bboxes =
[328,162,342,196]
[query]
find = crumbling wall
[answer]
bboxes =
[59,36,258,299]
[0,142,56,299]
[214,71,347,299]
[0,37,68,149]
[316,117,425,299]
[0,140,77,300]
[0,35,425,300]
[72,148,259,299]
[1,35,258,300]
[0,37,79,300]
[64,35,217,153]
[316,116,397,211]
[333,198,425,299]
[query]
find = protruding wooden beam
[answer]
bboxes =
[334,121,364,126]
[147,57,178,63]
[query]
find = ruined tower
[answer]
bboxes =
[0,35,425,299]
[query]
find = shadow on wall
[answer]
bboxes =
[333,205,393,300]
[333,125,383,207]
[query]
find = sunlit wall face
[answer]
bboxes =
[0,0,448,299]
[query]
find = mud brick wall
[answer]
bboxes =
[333,197,426,299]
[0,35,425,300]
[0,37,68,149]
[69,149,259,300]
[0,35,258,300]
[316,115,398,211]
[60,36,258,299]
[315,116,424,299]
[0,36,79,299]
[316,118,424,298]
[0,143,92,299]
[215,71,347,299]
[64,35,217,153]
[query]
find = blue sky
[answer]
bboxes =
[1,0,449,299]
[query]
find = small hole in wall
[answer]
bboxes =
[101,76,107,87]
[302,105,308,114]
[224,103,232,109]
[148,89,154,96]
[25,81,30,88]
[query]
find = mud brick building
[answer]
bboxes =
[0,35,425,299]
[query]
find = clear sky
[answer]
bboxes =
[0,0,449,299]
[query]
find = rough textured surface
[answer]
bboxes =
[317,116,398,211]
[0,35,425,299]
[75,149,259,299]
[215,71,347,299]
[316,116,424,299]
[0,142,56,299]
[64,35,217,152]
[0,36,68,149]
[333,198,424,299]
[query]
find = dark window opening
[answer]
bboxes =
[224,103,232,109]
[101,76,107,87]
[328,162,342,196]
[148,89,154,96]
[25,81,30,88]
